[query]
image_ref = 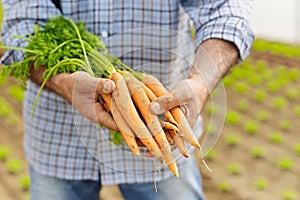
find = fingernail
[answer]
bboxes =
[150,102,164,114]
[103,81,114,93]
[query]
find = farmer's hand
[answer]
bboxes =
[150,39,239,127]
[150,72,209,127]
[29,67,118,130]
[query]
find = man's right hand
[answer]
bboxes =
[29,67,119,131]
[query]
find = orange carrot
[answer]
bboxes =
[169,130,189,158]
[170,108,201,148]
[163,151,179,178]
[101,94,140,156]
[164,111,179,128]
[102,102,110,112]
[123,71,171,154]
[159,119,180,133]
[141,74,201,148]
[123,72,179,177]
[165,131,173,144]
[109,72,164,161]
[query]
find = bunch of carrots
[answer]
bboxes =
[101,68,202,177]
[88,49,203,177]
[0,16,203,177]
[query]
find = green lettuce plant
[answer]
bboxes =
[225,133,240,146]
[236,100,248,112]
[269,132,283,144]
[256,110,270,122]
[0,145,11,161]
[285,88,298,100]
[234,82,249,94]
[281,190,297,200]
[277,158,293,171]
[218,181,231,192]
[293,143,300,156]
[6,159,23,174]
[272,97,287,109]
[8,85,25,102]
[19,174,30,190]
[254,89,267,102]
[244,120,259,134]
[250,146,265,158]
[293,106,300,117]
[279,120,291,131]
[254,178,268,190]
[227,163,242,175]
[205,149,216,160]
[226,111,241,125]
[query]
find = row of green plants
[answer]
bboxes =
[0,145,30,191]
[207,146,298,200]
[0,68,25,102]
[225,59,300,94]
[0,73,24,128]
[0,68,28,199]
[252,38,300,59]
[217,180,297,200]
[204,56,299,199]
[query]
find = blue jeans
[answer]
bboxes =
[30,157,205,200]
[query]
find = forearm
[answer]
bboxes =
[29,66,74,103]
[190,39,239,93]
[200,39,239,76]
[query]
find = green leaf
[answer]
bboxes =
[109,130,123,146]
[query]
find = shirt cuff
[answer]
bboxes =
[194,16,255,60]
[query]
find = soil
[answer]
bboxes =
[250,51,300,68]
[0,79,28,200]
[0,50,299,200]
[199,51,300,200]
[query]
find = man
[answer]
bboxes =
[1,0,254,199]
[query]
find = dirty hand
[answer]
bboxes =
[150,39,238,127]
[149,73,209,128]
[29,67,118,130]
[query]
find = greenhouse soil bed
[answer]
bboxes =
[0,100,28,200]
[200,50,300,200]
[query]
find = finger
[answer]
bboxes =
[150,92,179,115]
[96,78,115,94]
[73,71,115,94]
[144,150,154,158]
[150,80,194,115]
[95,103,119,131]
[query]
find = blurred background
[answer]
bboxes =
[252,0,299,44]
[0,1,299,200]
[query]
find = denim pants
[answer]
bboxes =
[30,156,206,200]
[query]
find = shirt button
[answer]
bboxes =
[101,30,108,38]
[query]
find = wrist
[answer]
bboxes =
[29,65,75,103]
[47,73,75,103]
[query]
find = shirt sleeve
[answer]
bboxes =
[1,0,62,64]
[180,0,255,60]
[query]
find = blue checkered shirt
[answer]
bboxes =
[1,0,254,184]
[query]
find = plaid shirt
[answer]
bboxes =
[1,0,254,184]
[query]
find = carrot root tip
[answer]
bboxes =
[183,152,190,158]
